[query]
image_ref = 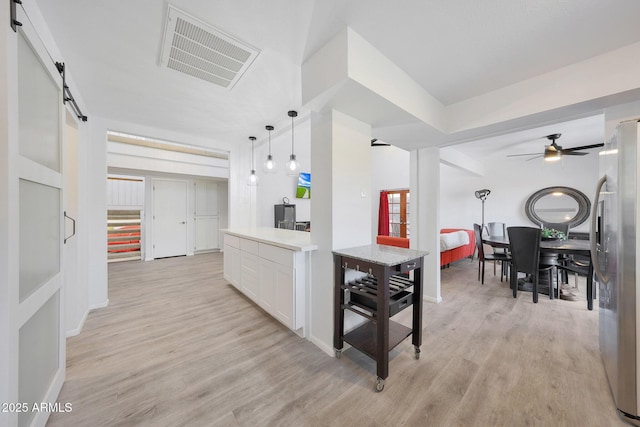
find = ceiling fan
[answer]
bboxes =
[371,138,390,147]
[507,133,604,161]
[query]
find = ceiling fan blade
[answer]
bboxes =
[562,143,605,152]
[371,138,390,147]
[507,153,540,157]
[525,155,543,161]
[559,151,587,156]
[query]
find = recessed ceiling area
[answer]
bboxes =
[446,115,605,160]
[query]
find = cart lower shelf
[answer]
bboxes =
[343,320,412,360]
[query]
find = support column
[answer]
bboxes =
[410,147,441,303]
[309,109,372,355]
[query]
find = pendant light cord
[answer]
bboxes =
[249,136,256,170]
[291,115,294,154]
[288,110,298,156]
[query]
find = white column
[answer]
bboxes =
[309,109,372,355]
[410,146,441,303]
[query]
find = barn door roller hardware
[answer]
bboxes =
[10,0,23,32]
[55,62,88,122]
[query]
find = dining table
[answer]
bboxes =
[482,235,595,310]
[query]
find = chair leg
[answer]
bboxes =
[481,260,485,285]
[511,268,517,298]
[533,274,538,303]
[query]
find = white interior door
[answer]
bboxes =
[11,6,66,427]
[153,179,187,258]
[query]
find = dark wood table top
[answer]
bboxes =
[482,235,591,255]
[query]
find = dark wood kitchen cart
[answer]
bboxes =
[333,244,428,392]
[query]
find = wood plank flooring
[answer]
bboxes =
[47,254,627,426]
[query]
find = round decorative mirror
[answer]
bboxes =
[525,186,591,228]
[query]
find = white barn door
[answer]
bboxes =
[9,6,66,427]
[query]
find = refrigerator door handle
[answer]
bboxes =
[590,175,609,284]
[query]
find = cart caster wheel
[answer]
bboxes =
[375,377,385,392]
[335,349,342,359]
[414,347,421,360]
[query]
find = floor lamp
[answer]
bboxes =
[475,189,491,236]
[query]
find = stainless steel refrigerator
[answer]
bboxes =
[592,118,640,425]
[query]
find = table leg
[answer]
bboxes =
[412,264,423,349]
[375,265,390,381]
[333,254,345,352]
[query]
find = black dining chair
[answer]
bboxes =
[487,221,509,271]
[507,226,554,303]
[473,223,510,284]
[540,222,570,289]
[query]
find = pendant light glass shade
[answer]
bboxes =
[247,136,259,186]
[286,154,300,174]
[285,110,300,176]
[263,125,277,173]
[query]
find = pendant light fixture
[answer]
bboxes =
[285,110,300,175]
[247,136,259,186]
[263,125,276,173]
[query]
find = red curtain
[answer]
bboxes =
[378,191,390,236]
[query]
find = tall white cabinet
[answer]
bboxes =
[222,228,316,334]
[194,181,219,252]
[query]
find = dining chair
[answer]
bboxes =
[507,226,554,303]
[540,221,570,286]
[487,222,507,238]
[487,221,509,272]
[473,223,510,284]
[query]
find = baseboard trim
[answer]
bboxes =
[66,308,89,337]
[423,295,442,304]
[89,299,109,311]
[310,335,334,357]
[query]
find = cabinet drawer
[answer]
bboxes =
[351,290,413,317]
[240,238,260,255]
[396,260,420,274]
[259,243,293,267]
[224,234,240,249]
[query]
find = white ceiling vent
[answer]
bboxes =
[160,6,260,89]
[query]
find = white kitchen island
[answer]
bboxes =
[222,228,317,336]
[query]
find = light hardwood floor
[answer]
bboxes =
[47,253,627,426]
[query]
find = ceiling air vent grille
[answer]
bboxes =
[160,6,259,89]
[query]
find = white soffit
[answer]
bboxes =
[107,131,228,160]
[159,5,260,89]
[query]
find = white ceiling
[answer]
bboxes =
[33,0,640,153]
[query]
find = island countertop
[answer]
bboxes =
[222,227,318,252]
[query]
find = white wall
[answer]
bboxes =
[310,109,372,355]
[370,145,410,239]
[440,151,600,233]
[255,116,311,227]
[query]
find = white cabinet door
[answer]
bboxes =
[259,259,277,313]
[274,262,295,328]
[195,181,218,215]
[223,244,241,289]
[240,252,259,301]
[195,216,219,251]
